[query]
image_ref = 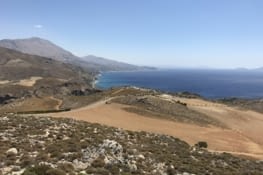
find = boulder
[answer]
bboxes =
[6,148,18,155]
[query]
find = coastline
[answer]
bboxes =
[91,73,101,89]
[91,69,160,89]
[89,69,263,99]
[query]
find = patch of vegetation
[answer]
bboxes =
[112,95,226,128]
[0,94,16,105]
[0,114,262,175]
[195,141,208,149]
[217,98,263,114]
[173,91,202,99]
[22,165,66,175]
[16,108,71,114]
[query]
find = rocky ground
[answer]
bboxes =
[1,115,263,175]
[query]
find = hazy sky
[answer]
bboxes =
[1,0,263,68]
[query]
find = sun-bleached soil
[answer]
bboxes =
[0,76,42,87]
[51,96,263,159]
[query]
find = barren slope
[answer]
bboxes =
[49,93,263,159]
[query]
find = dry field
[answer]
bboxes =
[50,95,263,160]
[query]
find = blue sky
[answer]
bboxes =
[1,0,263,68]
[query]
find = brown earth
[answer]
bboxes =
[50,97,263,159]
[14,76,42,87]
[0,96,61,112]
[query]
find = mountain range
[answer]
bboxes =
[0,46,93,98]
[0,47,88,80]
[0,37,155,72]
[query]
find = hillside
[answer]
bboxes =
[82,55,155,71]
[0,47,93,109]
[1,114,263,175]
[0,47,91,81]
[47,87,263,160]
[0,37,154,72]
[0,37,77,63]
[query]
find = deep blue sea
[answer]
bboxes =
[96,69,263,99]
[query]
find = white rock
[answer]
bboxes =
[10,168,25,175]
[2,136,9,141]
[1,167,12,174]
[104,156,110,164]
[79,170,87,175]
[73,159,89,170]
[39,162,56,168]
[182,172,190,175]
[102,139,123,154]
[6,148,18,155]
[1,116,9,121]
[137,154,145,159]
[62,135,70,140]
[44,130,50,137]
[128,162,137,171]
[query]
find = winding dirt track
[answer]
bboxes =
[50,97,263,159]
[48,97,63,110]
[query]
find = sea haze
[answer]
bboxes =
[96,69,263,99]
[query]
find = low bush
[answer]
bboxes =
[195,141,208,148]
[22,165,66,175]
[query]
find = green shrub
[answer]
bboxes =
[57,163,74,173]
[22,165,66,175]
[91,156,106,168]
[195,141,208,148]
[20,155,35,168]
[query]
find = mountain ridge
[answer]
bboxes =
[81,55,155,72]
[0,37,155,72]
[0,37,77,62]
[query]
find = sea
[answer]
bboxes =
[96,69,263,99]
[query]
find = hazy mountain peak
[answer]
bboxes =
[0,37,155,72]
[0,37,76,62]
[1,37,52,45]
[23,37,56,45]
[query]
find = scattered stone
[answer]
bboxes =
[73,159,88,170]
[0,115,263,175]
[6,148,18,155]
[128,162,137,171]
[137,154,145,160]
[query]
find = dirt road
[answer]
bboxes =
[50,97,263,159]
